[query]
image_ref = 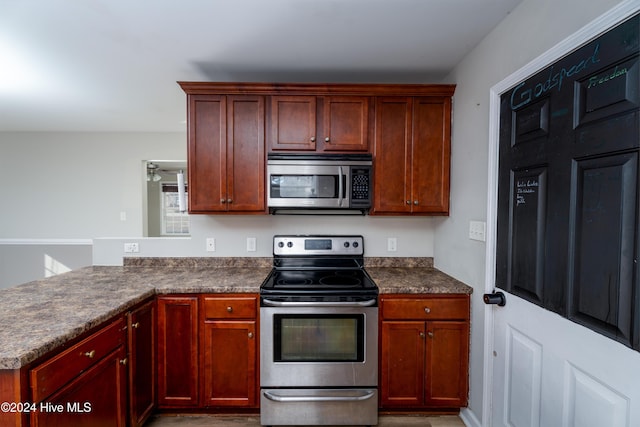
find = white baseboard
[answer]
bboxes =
[460,407,482,427]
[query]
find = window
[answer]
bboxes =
[161,183,189,236]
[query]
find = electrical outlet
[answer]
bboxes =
[124,242,139,253]
[206,238,215,252]
[246,237,257,252]
[469,221,486,242]
[387,237,397,252]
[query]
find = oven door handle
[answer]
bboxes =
[263,390,376,403]
[261,298,377,307]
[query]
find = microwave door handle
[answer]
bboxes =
[338,166,344,206]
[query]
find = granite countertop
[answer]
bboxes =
[0,257,470,370]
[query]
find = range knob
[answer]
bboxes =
[287,241,293,248]
[278,242,284,248]
[352,241,359,248]
[344,242,350,248]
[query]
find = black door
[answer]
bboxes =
[496,14,639,350]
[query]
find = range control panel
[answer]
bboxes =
[273,235,364,256]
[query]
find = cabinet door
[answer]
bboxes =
[270,96,317,151]
[31,346,127,427]
[373,97,412,213]
[380,320,425,407]
[202,320,257,407]
[411,97,451,214]
[227,96,265,212]
[128,300,155,427]
[321,96,369,151]
[425,321,469,407]
[157,296,199,407]
[187,95,227,212]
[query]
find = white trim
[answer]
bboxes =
[460,407,482,427]
[482,2,640,426]
[0,239,93,245]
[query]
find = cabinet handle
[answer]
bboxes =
[84,350,96,359]
[310,137,316,142]
[248,332,254,339]
[424,307,431,313]
[414,200,419,205]
[227,306,233,313]
[119,358,128,366]
[325,137,330,142]
[131,322,140,329]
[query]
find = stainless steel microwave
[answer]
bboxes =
[267,153,372,213]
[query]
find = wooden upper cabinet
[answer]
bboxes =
[373,96,451,215]
[179,82,454,215]
[269,95,370,152]
[187,94,265,214]
[269,96,317,151]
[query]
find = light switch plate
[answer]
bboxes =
[247,237,257,252]
[387,237,397,252]
[206,238,215,252]
[469,221,486,242]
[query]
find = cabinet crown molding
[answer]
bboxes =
[178,82,456,97]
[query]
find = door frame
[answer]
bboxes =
[482,2,640,426]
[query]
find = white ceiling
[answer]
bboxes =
[0,0,523,132]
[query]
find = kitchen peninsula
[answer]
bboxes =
[0,258,471,426]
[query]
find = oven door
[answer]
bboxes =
[260,302,378,388]
[267,163,350,209]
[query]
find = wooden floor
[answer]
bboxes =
[145,414,466,427]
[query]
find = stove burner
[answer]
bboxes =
[318,275,362,287]
[276,278,314,287]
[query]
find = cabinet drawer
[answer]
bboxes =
[381,296,469,320]
[203,295,257,320]
[30,316,126,402]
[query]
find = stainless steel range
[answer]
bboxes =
[260,235,379,427]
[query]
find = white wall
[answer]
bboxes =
[435,0,625,424]
[0,132,185,238]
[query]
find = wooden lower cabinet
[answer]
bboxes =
[156,294,259,410]
[201,295,258,408]
[157,295,199,407]
[127,299,155,426]
[379,295,470,409]
[29,317,128,427]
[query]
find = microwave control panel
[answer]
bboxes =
[350,167,372,207]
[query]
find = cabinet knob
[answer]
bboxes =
[424,307,431,313]
[220,198,226,204]
[227,306,233,313]
[310,137,316,142]
[325,137,330,142]
[84,350,96,359]
[419,332,426,338]
[131,322,140,329]
[427,331,434,338]
[227,199,233,204]
[248,332,254,339]
[119,358,128,366]
[406,200,411,205]
[414,200,419,205]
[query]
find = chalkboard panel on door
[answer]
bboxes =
[496,14,639,351]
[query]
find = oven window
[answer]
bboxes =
[274,314,364,362]
[270,175,339,198]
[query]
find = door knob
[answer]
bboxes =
[483,291,506,306]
